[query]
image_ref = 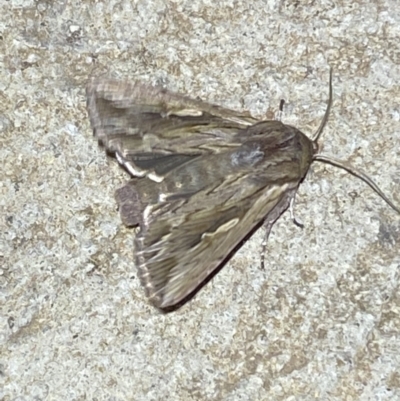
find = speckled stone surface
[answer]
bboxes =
[1,1,400,400]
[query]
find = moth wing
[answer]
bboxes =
[133,178,298,309]
[86,78,258,178]
[86,77,305,309]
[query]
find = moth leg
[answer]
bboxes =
[289,196,304,229]
[260,221,277,270]
[274,99,285,122]
[260,189,296,269]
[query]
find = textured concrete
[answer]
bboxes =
[1,0,400,400]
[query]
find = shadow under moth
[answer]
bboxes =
[86,70,400,310]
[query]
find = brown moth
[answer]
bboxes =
[86,70,400,309]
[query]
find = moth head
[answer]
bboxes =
[297,129,315,179]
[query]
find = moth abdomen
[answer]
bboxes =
[115,182,143,227]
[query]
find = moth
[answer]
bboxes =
[86,70,400,310]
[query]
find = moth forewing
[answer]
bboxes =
[86,70,400,310]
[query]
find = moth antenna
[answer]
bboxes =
[314,155,400,215]
[312,68,333,144]
[310,69,400,215]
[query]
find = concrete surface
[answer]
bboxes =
[1,0,400,400]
